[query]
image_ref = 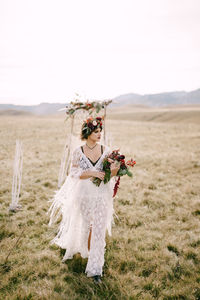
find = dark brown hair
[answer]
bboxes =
[80,117,103,140]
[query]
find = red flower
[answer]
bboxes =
[126,159,136,167]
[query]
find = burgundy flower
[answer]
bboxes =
[88,123,94,130]
[118,155,125,160]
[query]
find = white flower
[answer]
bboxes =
[93,121,97,126]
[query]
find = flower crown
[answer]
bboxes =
[81,116,104,139]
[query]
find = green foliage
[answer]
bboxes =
[163,295,189,300]
[194,288,200,300]
[143,283,153,290]
[104,168,111,184]
[65,255,87,274]
[95,103,102,113]
[0,228,15,241]
[192,210,200,216]
[190,240,200,248]
[126,170,133,177]
[143,283,161,298]
[63,274,74,283]
[168,261,184,280]
[60,248,66,257]
[0,262,12,274]
[167,245,180,256]
[119,260,136,273]
[15,294,34,300]
[148,183,157,190]
[26,220,35,226]
[185,252,198,264]
[118,169,127,176]
[140,265,156,277]
[43,181,53,188]
[54,284,62,293]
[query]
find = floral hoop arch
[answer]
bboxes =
[58,98,112,187]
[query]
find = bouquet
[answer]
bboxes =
[92,150,136,197]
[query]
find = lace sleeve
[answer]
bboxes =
[69,148,84,179]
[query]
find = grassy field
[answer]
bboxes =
[0,107,200,299]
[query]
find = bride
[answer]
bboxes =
[47,116,119,283]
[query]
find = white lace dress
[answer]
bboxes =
[47,144,115,277]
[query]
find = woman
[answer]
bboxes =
[47,116,119,283]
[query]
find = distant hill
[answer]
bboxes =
[0,103,66,116]
[112,89,200,107]
[0,109,34,116]
[0,88,199,115]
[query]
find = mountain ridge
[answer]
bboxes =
[0,88,199,115]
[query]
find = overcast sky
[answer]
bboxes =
[0,0,199,105]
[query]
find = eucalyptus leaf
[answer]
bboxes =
[69,109,75,115]
[118,169,127,176]
[127,170,133,177]
[96,107,101,113]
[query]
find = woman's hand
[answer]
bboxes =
[92,171,105,180]
[110,161,120,177]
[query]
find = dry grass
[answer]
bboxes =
[107,105,200,124]
[0,109,200,299]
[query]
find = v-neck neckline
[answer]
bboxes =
[80,145,106,167]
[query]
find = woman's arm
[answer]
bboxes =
[70,149,85,179]
[80,170,105,180]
